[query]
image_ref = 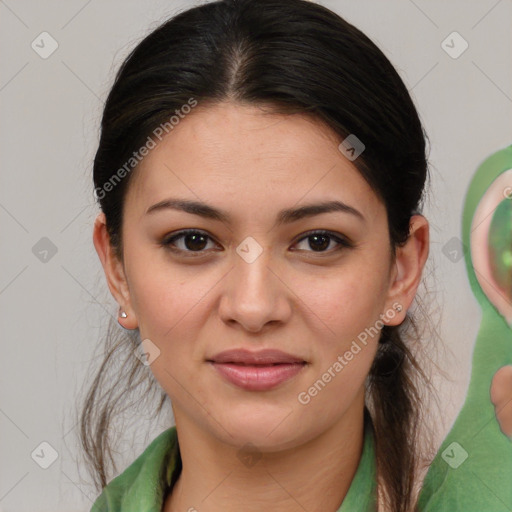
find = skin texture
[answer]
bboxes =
[93,101,429,512]
[491,365,512,438]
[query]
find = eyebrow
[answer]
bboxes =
[145,198,365,225]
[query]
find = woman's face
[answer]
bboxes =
[108,102,408,450]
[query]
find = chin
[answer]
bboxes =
[209,410,306,452]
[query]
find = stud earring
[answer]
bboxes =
[119,309,128,318]
[394,304,403,313]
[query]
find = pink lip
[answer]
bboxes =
[209,362,306,391]
[207,349,307,391]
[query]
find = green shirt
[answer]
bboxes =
[90,416,377,512]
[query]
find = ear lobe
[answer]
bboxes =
[92,212,138,329]
[383,215,429,325]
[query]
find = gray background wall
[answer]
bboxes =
[1,0,511,510]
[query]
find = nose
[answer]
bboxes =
[218,244,292,333]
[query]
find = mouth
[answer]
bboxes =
[208,362,307,391]
[214,362,295,366]
[206,348,308,391]
[207,348,307,366]
[207,360,306,391]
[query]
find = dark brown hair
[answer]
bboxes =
[79,1,440,510]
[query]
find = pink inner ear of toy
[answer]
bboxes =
[471,169,512,327]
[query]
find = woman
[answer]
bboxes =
[81,0,435,510]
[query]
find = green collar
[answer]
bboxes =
[91,418,377,512]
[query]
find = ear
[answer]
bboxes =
[92,212,138,329]
[382,214,429,326]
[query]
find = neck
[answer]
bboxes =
[164,392,366,512]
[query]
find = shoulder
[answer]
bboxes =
[90,426,179,512]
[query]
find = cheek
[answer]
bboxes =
[125,243,210,337]
[292,268,384,421]
[126,261,213,399]
[292,258,390,344]
[130,273,185,336]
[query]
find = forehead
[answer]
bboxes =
[127,102,383,222]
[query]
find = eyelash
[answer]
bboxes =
[160,229,353,258]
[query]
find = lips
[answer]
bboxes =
[207,349,307,391]
[208,348,306,365]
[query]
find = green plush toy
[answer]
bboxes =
[418,145,512,511]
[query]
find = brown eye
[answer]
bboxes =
[162,229,217,255]
[293,230,352,254]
